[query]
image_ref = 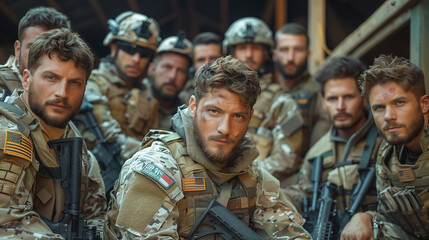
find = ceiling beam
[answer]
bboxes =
[0,0,19,26]
[88,0,109,30]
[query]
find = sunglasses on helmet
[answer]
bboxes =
[117,43,154,58]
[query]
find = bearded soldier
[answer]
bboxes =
[342,55,429,239]
[224,17,304,183]
[104,56,310,239]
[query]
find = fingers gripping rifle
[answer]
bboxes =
[43,137,100,239]
[187,199,264,240]
[77,97,123,200]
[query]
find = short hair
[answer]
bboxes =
[274,23,309,48]
[315,56,365,97]
[359,55,425,101]
[28,28,94,80]
[18,7,71,41]
[192,32,222,49]
[194,55,261,108]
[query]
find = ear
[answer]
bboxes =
[420,95,429,114]
[148,62,155,76]
[110,43,117,57]
[14,41,20,60]
[188,95,197,118]
[22,69,31,91]
[322,96,327,111]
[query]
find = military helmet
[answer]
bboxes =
[223,17,273,55]
[103,11,161,51]
[157,31,192,61]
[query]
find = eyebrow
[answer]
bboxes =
[42,70,84,82]
[205,104,250,116]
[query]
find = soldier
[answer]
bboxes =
[142,33,192,130]
[224,17,304,183]
[284,56,382,238]
[83,11,161,159]
[342,55,429,239]
[274,23,330,157]
[0,7,71,96]
[178,32,222,104]
[0,28,105,238]
[104,56,311,239]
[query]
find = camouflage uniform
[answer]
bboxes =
[285,111,382,223]
[281,72,331,156]
[104,106,311,239]
[224,17,304,183]
[364,124,429,239]
[0,90,106,239]
[0,56,22,97]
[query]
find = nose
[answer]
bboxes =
[245,47,253,58]
[168,68,178,80]
[336,97,346,111]
[55,81,68,98]
[131,52,141,62]
[384,106,397,122]
[286,49,295,62]
[217,116,231,135]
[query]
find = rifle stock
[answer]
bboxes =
[311,182,337,240]
[187,199,263,240]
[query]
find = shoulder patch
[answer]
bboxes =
[140,162,175,189]
[3,130,33,162]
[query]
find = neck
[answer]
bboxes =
[405,119,427,154]
[337,115,367,139]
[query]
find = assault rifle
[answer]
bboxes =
[187,199,264,240]
[75,97,123,201]
[311,182,337,240]
[43,137,100,239]
[337,167,376,235]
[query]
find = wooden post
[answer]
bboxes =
[308,0,325,74]
[410,0,429,93]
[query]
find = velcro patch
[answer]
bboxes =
[182,177,206,192]
[141,163,174,189]
[3,130,33,162]
[397,168,415,182]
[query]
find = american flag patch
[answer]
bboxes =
[141,163,174,189]
[4,130,33,162]
[397,168,415,183]
[182,177,206,192]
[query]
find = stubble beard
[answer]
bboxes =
[382,113,425,146]
[274,59,307,79]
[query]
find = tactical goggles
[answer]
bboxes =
[117,42,154,58]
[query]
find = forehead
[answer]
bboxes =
[33,54,84,76]
[276,34,307,48]
[324,77,360,95]
[193,44,221,55]
[21,26,49,43]
[368,82,410,102]
[158,52,189,66]
[198,88,249,111]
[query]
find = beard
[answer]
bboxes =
[149,74,178,100]
[381,113,425,146]
[28,83,81,128]
[274,58,307,79]
[192,114,242,166]
[333,112,363,131]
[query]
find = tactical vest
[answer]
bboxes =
[0,101,91,222]
[89,72,159,139]
[291,91,317,155]
[376,142,429,238]
[141,131,258,238]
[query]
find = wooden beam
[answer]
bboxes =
[46,0,63,12]
[220,0,229,32]
[331,0,419,57]
[351,11,410,58]
[127,0,141,13]
[88,0,109,30]
[410,0,429,93]
[0,0,19,26]
[186,0,199,38]
[275,0,287,31]
[262,0,275,25]
[308,0,326,74]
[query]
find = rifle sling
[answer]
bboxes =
[359,124,379,169]
[217,181,233,208]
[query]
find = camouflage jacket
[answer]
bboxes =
[104,106,311,239]
[249,72,304,182]
[281,72,331,156]
[0,90,106,239]
[82,60,148,160]
[285,111,382,217]
[0,55,22,97]
[365,124,429,239]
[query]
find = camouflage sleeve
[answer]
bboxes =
[257,94,304,181]
[83,151,107,233]
[309,93,330,146]
[282,155,313,213]
[252,164,311,239]
[0,149,63,239]
[85,80,141,160]
[105,140,184,239]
